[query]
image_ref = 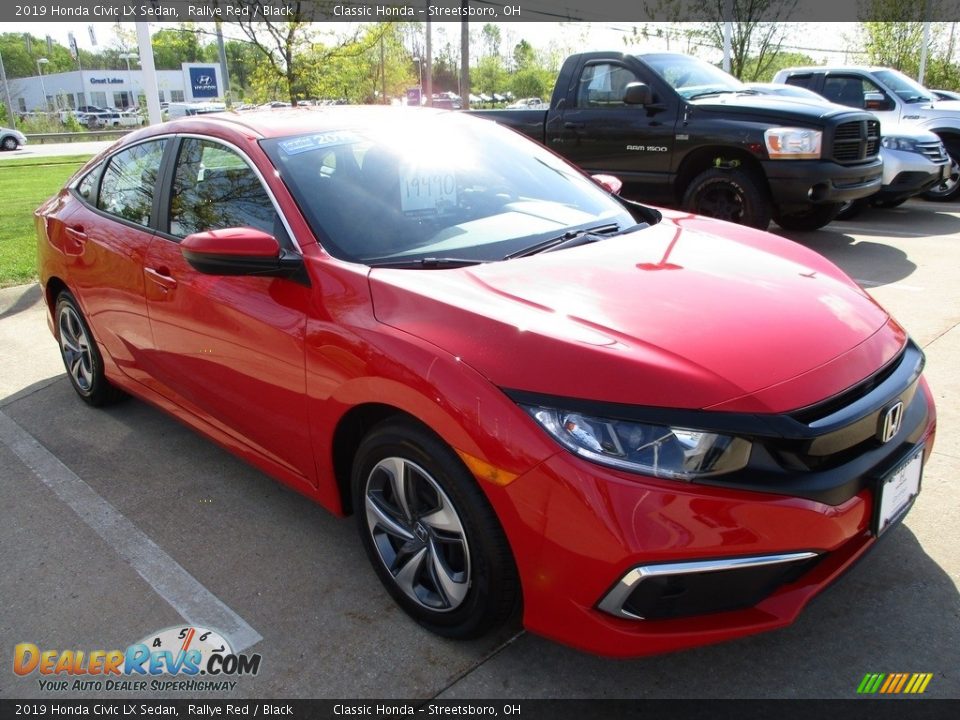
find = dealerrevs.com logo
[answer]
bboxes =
[13,626,261,693]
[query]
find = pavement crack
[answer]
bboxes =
[427,629,526,699]
[922,319,960,350]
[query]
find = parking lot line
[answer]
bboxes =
[0,409,263,652]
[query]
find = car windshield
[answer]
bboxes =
[874,69,936,104]
[261,112,641,265]
[642,53,749,100]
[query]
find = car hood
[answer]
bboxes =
[690,93,858,123]
[368,213,904,413]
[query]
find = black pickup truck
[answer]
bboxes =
[471,52,884,231]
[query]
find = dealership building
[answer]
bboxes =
[10,62,225,112]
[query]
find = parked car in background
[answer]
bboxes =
[774,65,960,200]
[36,107,936,657]
[166,101,227,119]
[1,125,26,151]
[472,51,883,230]
[931,89,960,102]
[745,84,951,219]
[837,124,950,219]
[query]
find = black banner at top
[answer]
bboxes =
[5,0,960,23]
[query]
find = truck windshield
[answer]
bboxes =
[641,53,749,100]
[261,112,640,266]
[873,69,936,104]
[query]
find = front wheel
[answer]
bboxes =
[835,198,867,221]
[55,292,125,406]
[922,148,960,201]
[773,202,843,231]
[353,419,520,639]
[1,136,18,151]
[681,167,772,230]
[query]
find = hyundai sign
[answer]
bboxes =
[189,67,219,98]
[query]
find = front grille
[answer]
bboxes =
[917,141,948,163]
[832,119,881,163]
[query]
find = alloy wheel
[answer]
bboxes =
[58,304,94,393]
[364,456,471,612]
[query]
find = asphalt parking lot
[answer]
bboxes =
[1,200,958,700]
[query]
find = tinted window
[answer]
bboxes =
[97,140,166,226]
[577,63,640,108]
[784,74,815,89]
[169,138,281,239]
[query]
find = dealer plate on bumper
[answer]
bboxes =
[873,448,923,536]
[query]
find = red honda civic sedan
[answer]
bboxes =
[35,108,935,657]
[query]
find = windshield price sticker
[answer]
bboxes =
[279,131,360,156]
[400,166,457,215]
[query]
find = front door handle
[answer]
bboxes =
[563,121,585,130]
[145,266,178,291]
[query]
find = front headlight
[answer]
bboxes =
[764,127,822,159]
[881,136,920,153]
[521,405,752,480]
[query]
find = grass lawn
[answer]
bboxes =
[0,155,92,287]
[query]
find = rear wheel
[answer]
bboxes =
[55,292,124,406]
[353,419,519,639]
[773,203,843,231]
[681,167,771,230]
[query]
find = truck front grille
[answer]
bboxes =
[832,120,881,163]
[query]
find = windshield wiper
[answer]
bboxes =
[504,223,622,260]
[687,89,740,100]
[367,257,485,269]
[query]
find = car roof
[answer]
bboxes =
[160,106,450,139]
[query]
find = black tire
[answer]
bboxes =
[352,418,520,639]
[1,136,18,151]
[55,292,125,406]
[922,146,960,201]
[681,167,772,230]
[773,202,843,231]
[835,198,867,221]
[871,197,908,209]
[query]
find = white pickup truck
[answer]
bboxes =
[774,65,960,200]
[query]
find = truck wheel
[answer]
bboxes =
[773,203,842,231]
[835,198,867,221]
[922,148,960,201]
[682,168,771,230]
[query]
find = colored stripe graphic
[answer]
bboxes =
[857,673,932,694]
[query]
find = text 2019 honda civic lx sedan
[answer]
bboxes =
[35,108,936,657]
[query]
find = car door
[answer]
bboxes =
[56,138,168,384]
[142,135,315,483]
[822,72,900,126]
[553,59,678,181]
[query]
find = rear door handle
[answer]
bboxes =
[563,122,585,130]
[145,266,178,291]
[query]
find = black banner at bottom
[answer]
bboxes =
[2,699,960,720]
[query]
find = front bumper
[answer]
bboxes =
[501,373,936,657]
[761,157,883,205]
[877,147,949,201]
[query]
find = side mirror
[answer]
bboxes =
[623,82,653,106]
[864,91,892,111]
[180,227,303,278]
[591,174,623,195]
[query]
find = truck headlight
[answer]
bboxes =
[764,128,822,159]
[520,405,752,480]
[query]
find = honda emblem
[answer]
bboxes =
[879,401,904,444]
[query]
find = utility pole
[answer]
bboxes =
[460,1,470,108]
[425,2,433,106]
[136,22,162,126]
[380,31,386,104]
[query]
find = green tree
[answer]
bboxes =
[150,25,204,70]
